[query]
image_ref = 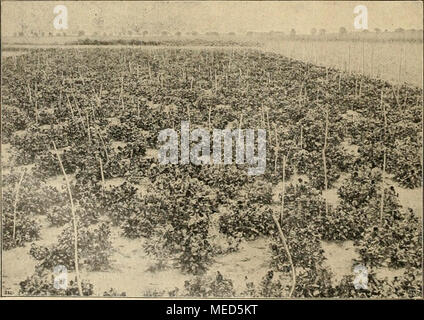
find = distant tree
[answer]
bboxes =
[310,28,317,35]
[319,28,326,35]
[161,31,168,36]
[246,31,253,37]
[339,27,347,34]
[192,31,198,36]
[78,30,85,37]
[175,31,181,36]
[143,30,148,36]
[374,28,381,33]
[395,27,405,33]
[93,31,99,36]
[128,30,133,36]
[48,32,53,37]
[228,32,236,36]
[290,28,296,38]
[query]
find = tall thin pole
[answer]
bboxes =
[12,170,26,242]
[99,156,105,196]
[380,90,387,224]
[52,141,83,296]
[271,211,296,297]
[323,108,329,215]
[280,155,286,225]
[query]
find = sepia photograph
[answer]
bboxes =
[0,1,423,300]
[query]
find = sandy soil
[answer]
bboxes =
[321,240,407,284]
[2,219,275,297]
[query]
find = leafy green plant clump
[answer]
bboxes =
[30,222,113,272]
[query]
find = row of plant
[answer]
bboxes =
[1,47,421,297]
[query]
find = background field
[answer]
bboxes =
[3,33,423,88]
[263,40,423,88]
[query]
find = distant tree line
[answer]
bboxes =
[12,26,422,43]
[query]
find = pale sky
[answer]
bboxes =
[1,1,423,35]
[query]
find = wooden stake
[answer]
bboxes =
[238,112,243,141]
[323,108,329,215]
[12,169,26,242]
[403,91,408,108]
[338,73,341,91]
[348,45,351,74]
[380,91,387,224]
[271,211,296,297]
[300,125,303,149]
[66,94,75,119]
[261,106,265,128]
[34,100,38,124]
[398,47,402,84]
[99,156,105,196]
[266,108,271,145]
[52,141,82,296]
[354,79,358,98]
[274,125,279,174]
[208,105,212,131]
[361,40,365,74]
[391,85,401,109]
[95,127,109,163]
[280,155,286,225]
[86,112,91,144]
[27,83,32,103]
